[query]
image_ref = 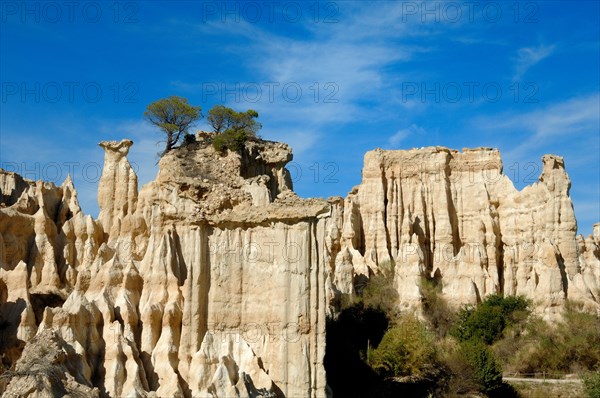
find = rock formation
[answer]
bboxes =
[0,138,332,397]
[0,139,598,397]
[97,139,138,240]
[333,147,600,319]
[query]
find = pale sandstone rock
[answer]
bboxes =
[394,235,426,311]
[0,170,32,207]
[98,139,138,240]
[334,147,599,320]
[0,140,598,397]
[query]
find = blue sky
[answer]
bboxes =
[1,1,599,234]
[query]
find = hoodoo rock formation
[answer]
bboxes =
[0,138,598,397]
[333,147,599,319]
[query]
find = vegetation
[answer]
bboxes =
[420,277,454,337]
[368,315,439,380]
[208,105,262,152]
[500,304,600,375]
[460,339,503,394]
[183,132,196,145]
[325,271,599,398]
[441,294,529,396]
[451,294,530,344]
[144,96,202,155]
[359,261,399,318]
[143,98,262,155]
[583,367,600,398]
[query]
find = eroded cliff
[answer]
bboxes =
[0,138,333,397]
[331,147,600,319]
[0,140,598,397]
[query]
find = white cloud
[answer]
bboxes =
[476,93,599,158]
[513,44,556,80]
[389,124,426,147]
[179,3,446,153]
[468,93,599,234]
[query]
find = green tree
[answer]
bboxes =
[208,105,262,152]
[207,104,235,133]
[144,96,202,155]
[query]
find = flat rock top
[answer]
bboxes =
[207,198,330,225]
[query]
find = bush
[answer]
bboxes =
[451,294,531,345]
[460,339,503,394]
[507,304,600,374]
[361,264,399,318]
[368,315,439,380]
[453,304,505,344]
[484,294,531,324]
[420,278,454,337]
[438,339,480,396]
[212,129,248,152]
[183,133,196,145]
[209,105,261,153]
[583,367,600,398]
[436,338,511,397]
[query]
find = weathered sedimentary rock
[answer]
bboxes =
[0,140,598,397]
[0,170,32,208]
[97,139,138,240]
[333,147,600,320]
[1,329,100,397]
[1,138,331,397]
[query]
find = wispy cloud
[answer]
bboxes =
[176,3,450,156]
[513,44,556,80]
[389,124,427,147]
[469,93,599,233]
[472,93,599,158]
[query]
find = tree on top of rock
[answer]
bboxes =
[144,96,202,155]
[208,105,262,152]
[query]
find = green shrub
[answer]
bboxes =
[453,304,505,344]
[212,129,248,152]
[583,367,600,398]
[183,133,196,145]
[451,294,531,345]
[460,339,503,394]
[484,294,530,325]
[561,306,600,371]
[209,105,261,153]
[368,315,438,379]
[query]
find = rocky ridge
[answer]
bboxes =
[0,137,598,397]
